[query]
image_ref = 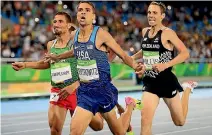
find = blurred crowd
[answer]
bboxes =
[1,1,212,61]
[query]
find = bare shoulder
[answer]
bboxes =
[162,27,177,35]
[47,40,54,46]
[97,27,111,39]
[46,40,55,51]
[97,27,107,35]
[96,26,116,46]
[142,27,151,37]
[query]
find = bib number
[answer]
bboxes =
[50,92,59,102]
[143,51,159,70]
[77,60,99,81]
[51,63,72,83]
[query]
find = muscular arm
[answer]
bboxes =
[99,28,136,69]
[56,49,74,60]
[131,50,143,60]
[165,29,190,68]
[24,60,50,69]
[44,46,74,62]
[12,41,53,70]
[24,41,54,69]
[131,28,149,60]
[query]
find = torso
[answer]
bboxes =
[73,25,111,83]
[141,27,174,79]
[50,39,79,89]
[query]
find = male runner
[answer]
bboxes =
[12,11,104,135]
[131,2,198,135]
[45,2,143,135]
[13,11,137,135]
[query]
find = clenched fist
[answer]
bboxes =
[12,62,26,71]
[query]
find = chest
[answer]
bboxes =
[142,33,172,51]
[142,36,161,51]
[77,34,106,51]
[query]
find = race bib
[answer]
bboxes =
[77,60,99,81]
[51,63,72,83]
[143,51,159,70]
[50,92,59,102]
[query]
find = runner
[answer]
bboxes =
[131,2,198,135]
[12,11,103,135]
[44,2,143,135]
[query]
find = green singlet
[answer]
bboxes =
[50,39,78,89]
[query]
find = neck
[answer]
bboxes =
[79,24,93,37]
[56,32,70,44]
[151,23,163,34]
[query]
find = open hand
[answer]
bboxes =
[58,89,70,100]
[58,85,76,100]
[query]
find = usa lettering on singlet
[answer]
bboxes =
[76,50,99,81]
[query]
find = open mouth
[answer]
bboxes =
[81,16,86,19]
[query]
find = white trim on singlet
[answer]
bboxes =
[51,39,57,48]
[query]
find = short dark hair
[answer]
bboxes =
[55,11,72,23]
[77,1,96,14]
[55,11,75,31]
[150,1,166,14]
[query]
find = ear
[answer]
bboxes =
[162,13,165,20]
[68,23,71,29]
[92,14,96,24]
[93,14,96,21]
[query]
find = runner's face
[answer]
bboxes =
[147,5,164,26]
[77,3,95,26]
[53,15,69,35]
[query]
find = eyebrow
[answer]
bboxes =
[148,10,157,12]
[53,19,63,22]
[78,7,91,10]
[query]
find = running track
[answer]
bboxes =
[1,89,212,135]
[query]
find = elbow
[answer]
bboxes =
[185,50,190,60]
[121,54,129,63]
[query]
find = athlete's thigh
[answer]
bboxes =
[163,92,184,121]
[70,106,94,134]
[102,107,124,135]
[89,112,104,131]
[48,104,67,129]
[141,91,160,122]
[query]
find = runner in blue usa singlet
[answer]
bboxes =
[73,26,118,115]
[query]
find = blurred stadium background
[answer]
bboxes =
[1,1,211,98]
[1,1,212,135]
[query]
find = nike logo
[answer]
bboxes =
[103,103,111,108]
[172,90,177,95]
[75,46,80,49]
